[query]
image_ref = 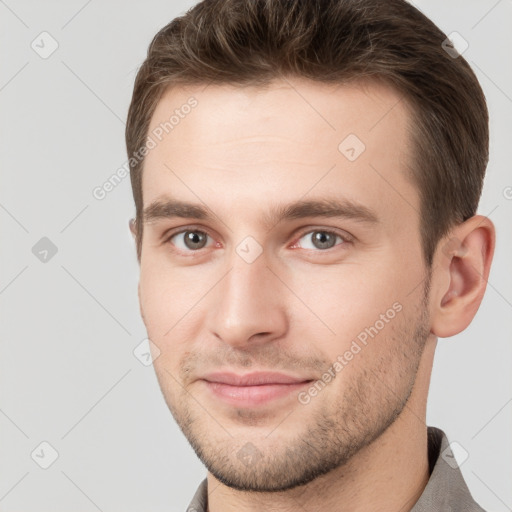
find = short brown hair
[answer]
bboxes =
[126,0,488,266]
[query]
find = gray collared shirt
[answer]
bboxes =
[186,426,486,512]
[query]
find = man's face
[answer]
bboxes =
[137,79,433,491]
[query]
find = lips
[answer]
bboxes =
[202,371,312,386]
[200,371,313,407]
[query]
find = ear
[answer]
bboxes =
[129,218,137,238]
[138,281,146,326]
[129,218,141,263]
[430,215,495,338]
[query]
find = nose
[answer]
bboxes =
[206,249,288,349]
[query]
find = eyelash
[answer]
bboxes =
[163,226,353,256]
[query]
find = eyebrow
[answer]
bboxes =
[143,196,380,230]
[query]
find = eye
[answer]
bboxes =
[164,227,352,255]
[166,229,215,252]
[292,229,351,251]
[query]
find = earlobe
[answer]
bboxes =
[430,216,495,338]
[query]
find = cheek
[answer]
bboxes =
[139,261,206,369]
[288,264,402,343]
[139,258,197,329]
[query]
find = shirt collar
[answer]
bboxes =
[410,426,485,511]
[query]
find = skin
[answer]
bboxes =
[131,78,495,512]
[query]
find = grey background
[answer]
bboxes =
[1,0,511,511]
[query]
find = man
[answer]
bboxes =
[126,0,495,510]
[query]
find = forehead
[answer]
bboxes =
[141,78,418,230]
